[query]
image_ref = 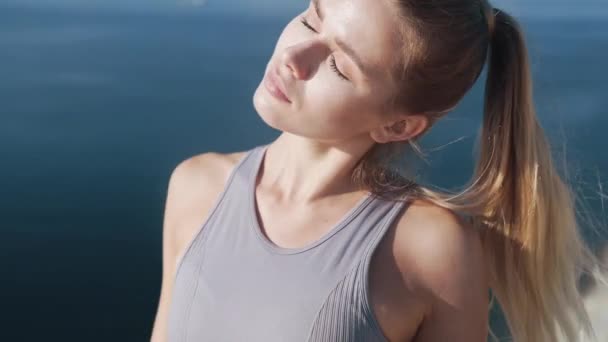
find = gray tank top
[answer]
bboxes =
[167,144,411,342]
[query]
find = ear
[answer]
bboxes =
[369,114,429,144]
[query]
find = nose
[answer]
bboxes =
[279,38,328,80]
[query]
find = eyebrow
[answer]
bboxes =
[312,0,372,77]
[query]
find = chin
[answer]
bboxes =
[252,83,324,139]
[252,85,289,132]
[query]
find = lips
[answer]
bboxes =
[266,65,291,103]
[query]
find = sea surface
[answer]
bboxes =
[1,3,606,341]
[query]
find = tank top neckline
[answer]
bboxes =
[248,144,375,255]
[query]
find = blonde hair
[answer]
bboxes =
[352,0,606,340]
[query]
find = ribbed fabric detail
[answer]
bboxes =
[307,260,373,341]
[306,202,405,342]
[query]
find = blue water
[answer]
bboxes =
[1,4,606,341]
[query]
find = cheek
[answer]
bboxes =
[310,87,355,119]
[305,86,376,130]
[305,78,372,118]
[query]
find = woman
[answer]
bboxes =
[151,0,600,341]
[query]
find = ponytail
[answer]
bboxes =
[474,8,598,341]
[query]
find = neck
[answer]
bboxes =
[258,133,375,204]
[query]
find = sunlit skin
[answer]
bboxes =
[255,0,403,138]
[252,0,428,202]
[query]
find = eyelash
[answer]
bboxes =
[299,17,349,81]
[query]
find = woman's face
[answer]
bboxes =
[252,0,402,143]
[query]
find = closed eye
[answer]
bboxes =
[299,17,350,81]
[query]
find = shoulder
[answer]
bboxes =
[393,199,489,340]
[394,199,486,284]
[394,199,488,293]
[169,150,247,190]
[163,149,248,256]
[165,149,248,213]
[166,150,248,208]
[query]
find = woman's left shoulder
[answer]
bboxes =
[393,199,487,285]
[396,199,479,250]
[389,199,489,339]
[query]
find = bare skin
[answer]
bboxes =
[150,148,488,342]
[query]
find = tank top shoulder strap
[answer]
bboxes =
[198,144,264,223]
[216,144,266,201]
[172,144,264,275]
[359,197,411,338]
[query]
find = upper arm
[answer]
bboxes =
[149,157,197,342]
[149,152,236,342]
[396,203,489,342]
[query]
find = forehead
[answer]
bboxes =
[321,0,401,80]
